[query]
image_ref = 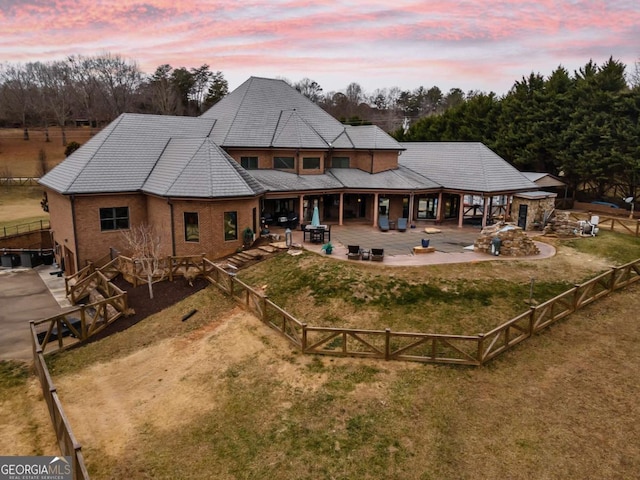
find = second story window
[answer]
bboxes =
[332,157,350,168]
[274,156,295,169]
[241,156,258,169]
[302,157,320,169]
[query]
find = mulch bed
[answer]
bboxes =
[82,275,209,343]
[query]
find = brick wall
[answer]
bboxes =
[73,193,148,266]
[46,189,76,269]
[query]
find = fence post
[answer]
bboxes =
[262,296,268,322]
[476,333,484,364]
[385,328,391,360]
[609,266,619,292]
[572,284,581,310]
[529,305,537,334]
[302,323,307,352]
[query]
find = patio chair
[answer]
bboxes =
[371,248,384,262]
[347,245,362,260]
[378,216,390,232]
[397,218,408,232]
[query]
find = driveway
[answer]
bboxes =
[0,266,69,361]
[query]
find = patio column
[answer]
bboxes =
[338,193,344,226]
[299,194,305,225]
[436,192,444,223]
[458,193,465,228]
[482,196,489,228]
[506,195,512,222]
[408,194,415,223]
[373,192,379,227]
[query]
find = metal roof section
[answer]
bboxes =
[271,110,329,149]
[521,172,566,188]
[399,142,537,193]
[39,114,217,194]
[328,165,440,190]
[514,190,558,200]
[144,138,265,198]
[202,77,346,147]
[246,169,343,192]
[344,125,404,150]
[201,76,402,151]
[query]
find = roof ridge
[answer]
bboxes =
[221,77,254,145]
[67,114,125,191]
[142,135,174,191]
[163,137,208,196]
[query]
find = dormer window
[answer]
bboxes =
[332,157,350,168]
[302,157,320,169]
[274,156,295,169]
[241,156,258,169]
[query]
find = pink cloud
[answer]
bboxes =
[1,0,638,94]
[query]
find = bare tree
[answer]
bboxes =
[121,224,166,299]
[295,77,323,103]
[33,61,74,145]
[92,53,142,118]
[0,62,36,139]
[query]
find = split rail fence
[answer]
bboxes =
[32,254,639,479]
[569,212,640,237]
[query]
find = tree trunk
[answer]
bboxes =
[23,127,29,141]
[147,274,154,299]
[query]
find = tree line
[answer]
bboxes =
[0,53,229,144]
[396,57,640,204]
[1,53,638,203]
[0,52,470,144]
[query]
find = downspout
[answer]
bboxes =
[70,195,79,272]
[370,150,374,174]
[168,199,176,256]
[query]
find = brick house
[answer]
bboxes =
[39,77,536,274]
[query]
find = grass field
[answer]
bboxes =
[0,186,49,230]
[15,232,633,479]
[0,127,95,177]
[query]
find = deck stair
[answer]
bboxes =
[220,244,284,271]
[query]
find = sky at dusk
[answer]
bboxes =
[1,0,638,96]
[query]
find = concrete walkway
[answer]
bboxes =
[0,264,70,361]
[274,223,556,266]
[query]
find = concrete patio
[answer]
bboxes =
[271,223,556,266]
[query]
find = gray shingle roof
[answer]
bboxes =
[201,77,403,151]
[399,142,537,193]
[40,114,262,198]
[246,169,343,192]
[329,165,440,190]
[143,138,265,198]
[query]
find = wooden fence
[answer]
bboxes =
[54,254,640,364]
[0,219,50,239]
[0,176,40,186]
[203,257,640,366]
[569,212,640,237]
[31,330,90,480]
[30,254,640,479]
